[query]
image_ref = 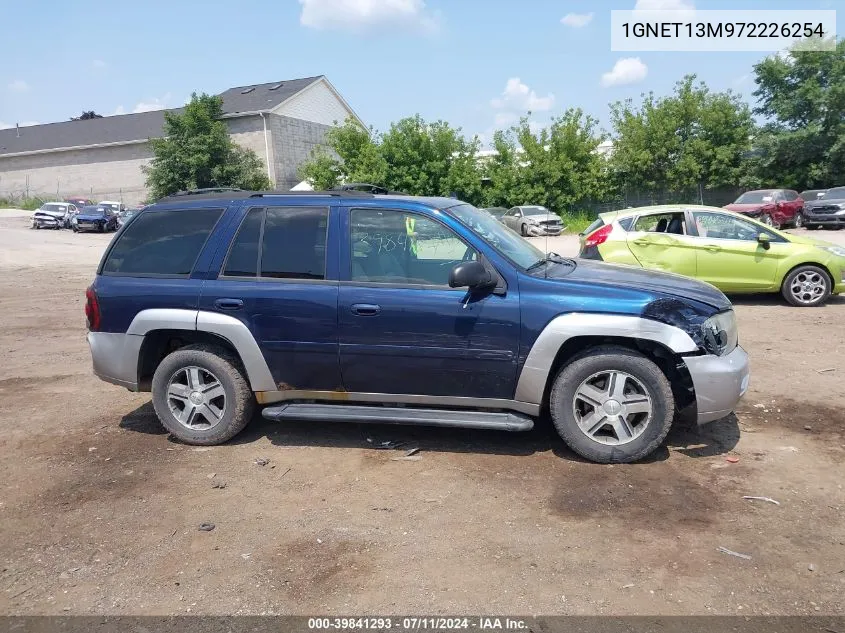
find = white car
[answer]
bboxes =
[97,200,126,214]
[31,202,77,230]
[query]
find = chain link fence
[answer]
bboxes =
[569,185,745,217]
[0,184,148,209]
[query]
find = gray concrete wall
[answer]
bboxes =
[266,114,332,190]
[0,143,152,205]
[0,114,332,203]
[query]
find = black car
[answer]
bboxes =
[73,206,119,233]
[803,186,845,230]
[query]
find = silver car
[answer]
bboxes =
[501,205,563,237]
[31,202,77,229]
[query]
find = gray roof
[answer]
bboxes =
[0,75,323,157]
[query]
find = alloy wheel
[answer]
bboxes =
[789,271,827,305]
[166,366,227,430]
[572,370,652,446]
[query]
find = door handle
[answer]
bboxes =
[704,244,721,252]
[214,298,244,311]
[350,303,381,316]
[633,239,651,246]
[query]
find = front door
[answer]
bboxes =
[689,211,785,291]
[338,207,520,399]
[199,205,342,391]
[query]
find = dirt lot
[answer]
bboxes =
[0,210,843,616]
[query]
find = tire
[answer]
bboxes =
[759,213,777,229]
[781,265,832,307]
[793,212,804,229]
[520,223,528,237]
[151,344,255,445]
[548,346,674,464]
[807,224,820,231]
[98,222,105,233]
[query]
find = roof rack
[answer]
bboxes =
[251,190,375,198]
[168,187,245,197]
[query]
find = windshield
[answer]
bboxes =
[100,203,119,211]
[446,203,544,269]
[81,206,104,216]
[735,191,775,204]
[823,187,845,200]
[523,206,551,216]
[41,204,66,212]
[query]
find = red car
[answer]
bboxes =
[64,196,95,208]
[724,189,804,229]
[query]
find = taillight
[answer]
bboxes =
[85,286,101,331]
[584,223,613,247]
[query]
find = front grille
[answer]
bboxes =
[539,220,561,226]
[808,206,840,215]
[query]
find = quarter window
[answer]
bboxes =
[102,208,223,276]
[350,209,477,286]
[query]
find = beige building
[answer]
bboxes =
[0,76,363,205]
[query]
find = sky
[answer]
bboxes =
[0,0,841,147]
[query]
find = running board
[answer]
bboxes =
[261,403,534,432]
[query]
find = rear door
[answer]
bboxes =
[625,211,697,277]
[689,211,785,291]
[199,203,342,391]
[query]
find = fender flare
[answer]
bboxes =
[513,313,698,406]
[127,309,276,391]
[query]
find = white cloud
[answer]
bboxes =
[113,93,171,116]
[92,59,107,69]
[633,0,695,20]
[299,0,438,32]
[601,57,648,87]
[561,12,593,28]
[634,0,694,9]
[494,112,518,127]
[7,79,30,93]
[491,78,554,112]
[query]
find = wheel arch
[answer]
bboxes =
[514,313,699,409]
[780,260,835,289]
[127,309,275,392]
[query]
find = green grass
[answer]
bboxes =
[559,210,595,234]
[0,196,48,211]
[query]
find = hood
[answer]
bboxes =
[553,258,731,311]
[524,213,559,223]
[34,209,66,218]
[806,197,845,209]
[724,203,773,213]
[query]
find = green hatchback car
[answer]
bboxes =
[579,205,845,306]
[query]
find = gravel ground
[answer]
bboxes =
[0,209,843,616]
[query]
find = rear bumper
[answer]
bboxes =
[684,345,750,424]
[87,332,142,390]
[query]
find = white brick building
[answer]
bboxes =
[0,76,363,205]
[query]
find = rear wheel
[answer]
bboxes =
[548,347,674,463]
[151,344,255,445]
[781,265,831,307]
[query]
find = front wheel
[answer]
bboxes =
[151,344,255,445]
[781,265,831,307]
[759,213,777,228]
[548,347,674,464]
[520,223,528,237]
[793,212,804,229]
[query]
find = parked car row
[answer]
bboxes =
[30,199,136,233]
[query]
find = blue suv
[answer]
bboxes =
[85,190,749,463]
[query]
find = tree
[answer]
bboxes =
[750,39,845,189]
[479,110,610,212]
[142,93,271,199]
[610,75,754,198]
[71,111,103,121]
[298,115,484,203]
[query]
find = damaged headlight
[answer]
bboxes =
[701,310,737,356]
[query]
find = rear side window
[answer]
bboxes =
[617,216,634,231]
[222,206,328,280]
[102,208,223,276]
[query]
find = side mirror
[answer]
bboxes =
[757,233,771,250]
[449,260,495,290]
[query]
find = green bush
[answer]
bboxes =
[0,196,47,210]
[559,210,595,234]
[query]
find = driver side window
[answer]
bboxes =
[350,209,477,286]
[692,212,776,241]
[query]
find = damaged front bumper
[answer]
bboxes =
[684,345,750,424]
